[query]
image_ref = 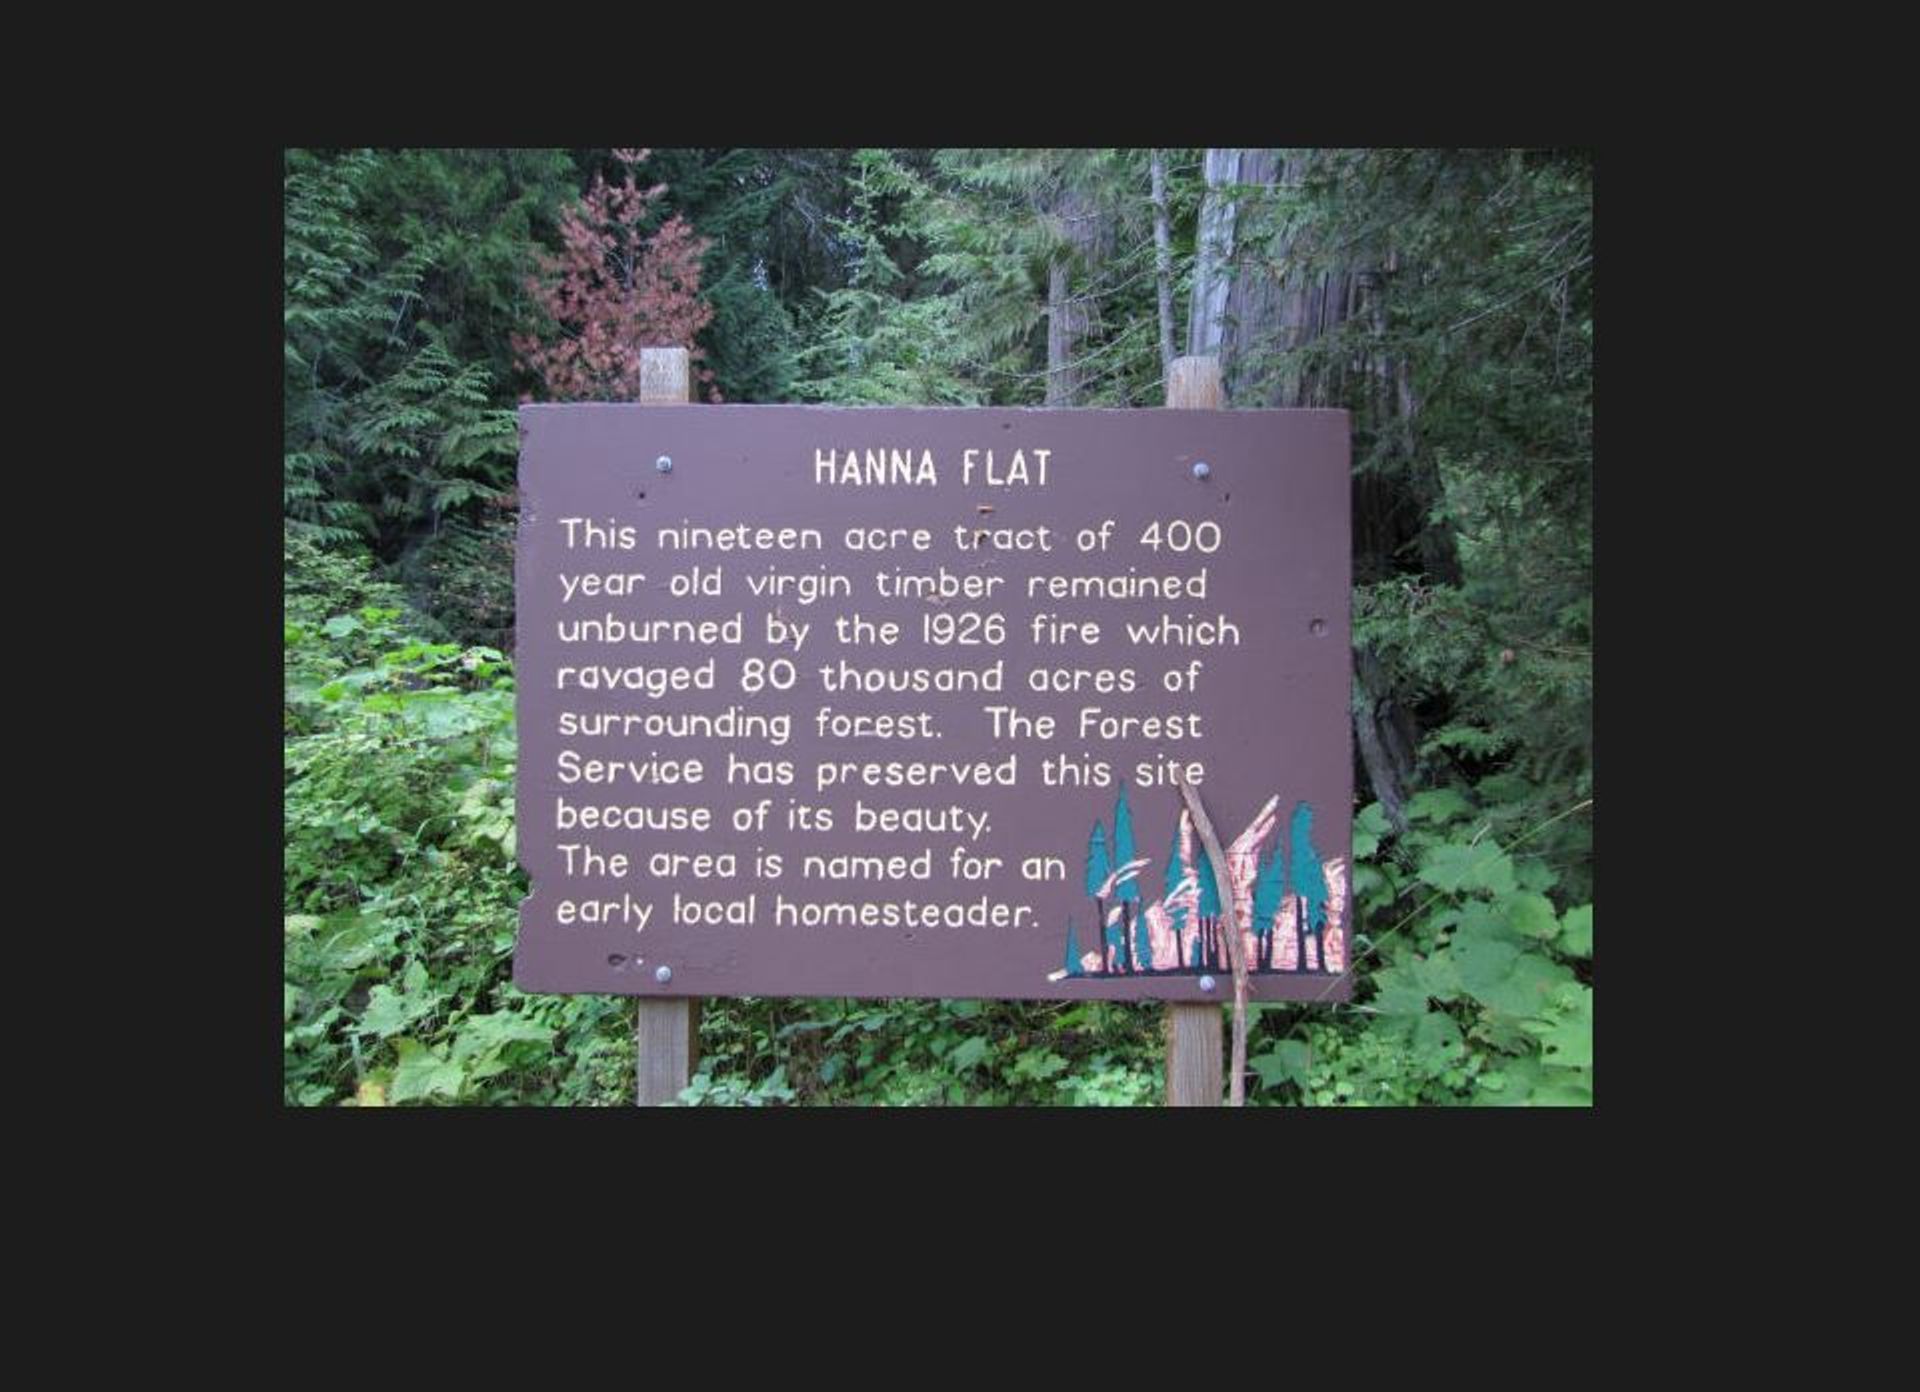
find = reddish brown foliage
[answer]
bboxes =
[513,149,720,402]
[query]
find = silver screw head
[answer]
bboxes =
[1192,461,1211,480]
[1198,974,1218,993]
[655,454,673,473]
[654,964,672,984]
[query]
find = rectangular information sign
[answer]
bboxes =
[513,405,1351,1001]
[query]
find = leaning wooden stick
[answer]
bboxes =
[1173,769,1250,1106]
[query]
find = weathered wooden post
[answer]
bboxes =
[1163,354,1225,1106]
[634,346,702,1105]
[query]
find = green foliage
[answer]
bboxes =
[1244,791,1593,1107]
[919,148,1168,406]
[1329,150,1593,898]
[283,536,631,1106]
[792,150,983,405]
[283,148,576,644]
[282,149,1591,1107]
[348,148,579,394]
[669,996,1160,1107]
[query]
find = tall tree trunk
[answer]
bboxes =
[1218,149,1283,403]
[1046,257,1078,405]
[1186,149,1242,361]
[1266,153,1347,407]
[1150,149,1176,380]
[1364,247,1462,587]
[1185,151,1463,819]
[1191,150,1362,407]
[1045,177,1100,406]
[1354,644,1418,834]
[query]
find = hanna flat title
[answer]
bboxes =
[815,447,1050,488]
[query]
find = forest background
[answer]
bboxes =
[283,147,1592,1106]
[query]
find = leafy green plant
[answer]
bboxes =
[1248,794,1592,1106]
[283,538,632,1106]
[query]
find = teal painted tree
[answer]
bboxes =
[1112,783,1140,972]
[1063,918,1082,976]
[1252,844,1286,971]
[1085,820,1112,972]
[1288,801,1327,972]
[1195,835,1222,970]
[1163,820,1190,970]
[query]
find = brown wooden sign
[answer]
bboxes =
[513,404,1351,1002]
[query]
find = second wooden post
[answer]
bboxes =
[1163,354,1225,1107]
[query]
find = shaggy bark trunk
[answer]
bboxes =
[1045,179,1100,406]
[1186,149,1242,360]
[1046,257,1079,405]
[1150,149,1176,380]
[1354,644,1418,834]
[1218,149,1283,403]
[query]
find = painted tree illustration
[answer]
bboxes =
[1085,820,1112,972]
[1288,801,1327,972]
[1163,820,1190,970]
[1252,844,1286,972]
[1112,784,1141,972]
[1195,834,1222,970]
[1063,918,1082,977]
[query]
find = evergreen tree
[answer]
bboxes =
[348,148,579,397]
[1287,802,1327,971]
[1163,820,1190,969]
[921,149,1165,407]
[283,148,543,646]
[792,149,983,406]
[1063,919,1082,976]
[1252,844,1286,972]
[1112,783,1140,972]
[1085,820,1112,972]
[285,148,405,548]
